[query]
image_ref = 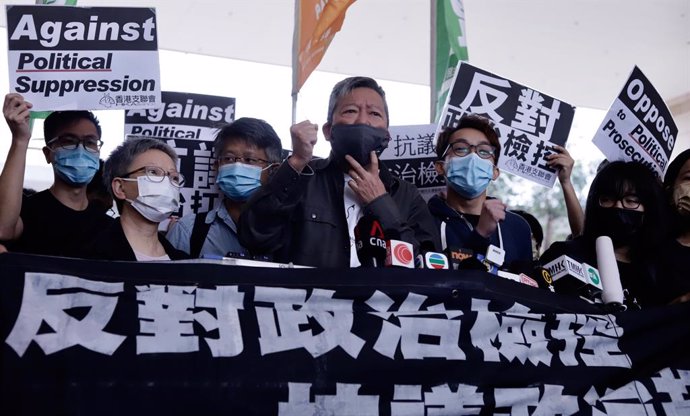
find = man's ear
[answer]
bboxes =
[434,160,446,177]
[42,146,52,164]
[322,123,332,142]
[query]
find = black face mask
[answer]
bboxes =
[329,124,389,167]
[597,207,644,247]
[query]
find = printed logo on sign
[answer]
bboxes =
[541,269,553,285]
[587,267,600,285]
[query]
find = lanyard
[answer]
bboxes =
[440,215,503,252]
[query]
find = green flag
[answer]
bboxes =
[432,0,469,122]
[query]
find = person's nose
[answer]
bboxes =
[355,111,371,126]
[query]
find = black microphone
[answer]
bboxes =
[505,260,555,292]
[354,216,387,267]
[446,245,475,270]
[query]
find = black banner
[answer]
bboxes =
[1,253,689,415]
[124,91,236,128]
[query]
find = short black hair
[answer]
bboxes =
[435,114,501,163]
[43,110,102,144]
[664,148,690,190]
[213,118,283,163]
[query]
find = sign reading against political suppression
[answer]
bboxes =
[2,253,690,415]
[438,62,576,187]
[380,124,444,201]
[5,5,161,111]
[592,66,678,179]
[124,91,236,140]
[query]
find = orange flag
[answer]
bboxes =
[292,0,356,94]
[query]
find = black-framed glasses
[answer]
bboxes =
[443,140,496,160]
[219,155,270,167]
[598,195,642,210]
[123,166,185,187]
[47,134,103,153]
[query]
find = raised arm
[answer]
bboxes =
[547,145,584,237]
[0,94,33,241]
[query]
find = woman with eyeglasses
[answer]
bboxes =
[540,160,669,308]
[82,137,188,261]
[428,114,534,268]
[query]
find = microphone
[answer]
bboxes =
[354,216,387,267]
[596,236,625,310]
[506,260,555,292]
[385,239,415,268]
[424,252,450,269]
[446,246,474,270]
[542,255,603,299]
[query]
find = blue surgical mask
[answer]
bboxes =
[216,163,263,201]
[445,153,494,199]
[52,146,100,186]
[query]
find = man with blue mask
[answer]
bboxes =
[429,114,532,267]
[166,118,282,258]
[0,93,113,257]
[238,76,440,267]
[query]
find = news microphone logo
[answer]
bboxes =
[424,252,449,269]
[386,240,414,268]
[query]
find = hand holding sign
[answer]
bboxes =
[3,93,32,144]
[546,145,574,185]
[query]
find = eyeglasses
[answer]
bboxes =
[598,195,642,210]
[443,140,496,160]
[47,134,103,153]
[219,155,270,167]
[123,166,185,187]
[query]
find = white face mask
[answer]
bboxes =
[122,176,180,223]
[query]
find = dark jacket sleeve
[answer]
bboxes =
[364,180,441,254]
[238,161,312,255]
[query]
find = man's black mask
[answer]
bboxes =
[329,124,389,167]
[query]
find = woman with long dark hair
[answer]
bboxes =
[540,161,668,308]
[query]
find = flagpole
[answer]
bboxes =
[291,0,300,125]
[429,1,437,123]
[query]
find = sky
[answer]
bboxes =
[0,26,607,193]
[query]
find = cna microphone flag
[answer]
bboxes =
[431,0,469,122]
[292,0,356,94]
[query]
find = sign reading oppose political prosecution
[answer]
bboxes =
[380,124,444,201]
[124,91,236,140]
[438,62,576,187]
[6,5,161,111]
[592,66,678,179]
[1,253,690,415]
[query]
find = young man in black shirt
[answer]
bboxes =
[0,93,113,257]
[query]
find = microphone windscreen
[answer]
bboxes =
[596,236,624,305]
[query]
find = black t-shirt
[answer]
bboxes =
[656,239,690,303]
[7,189,114,258]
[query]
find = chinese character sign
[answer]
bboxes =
[592,66,677,179]
[437,62,576,187]
[6,6,161,111]
[380,124,445,201]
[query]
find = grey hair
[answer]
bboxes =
[104,137,178,196]
[326,76,389,125]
